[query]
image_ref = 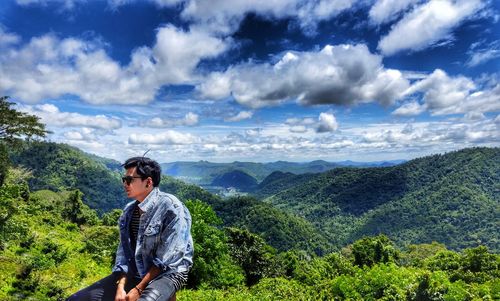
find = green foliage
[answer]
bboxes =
[9,141,126,213]
[81,226,119,264]
[0,168,111,300]
[0,96,49,142]
[400,242,448,267]
[0,143,8,187]
[185,200,245,289]
[351,235,400,267]
[258,147,500,252]
[226,227,275,285]
[101,209,122,226]
[214,195,332,255]
[62,190,100,226]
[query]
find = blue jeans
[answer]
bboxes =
[66,272,176,301]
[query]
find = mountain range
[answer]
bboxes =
[8,142,499,253]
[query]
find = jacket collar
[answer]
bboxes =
[138,187,159,213]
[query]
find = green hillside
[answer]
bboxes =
[1,167,497,301]
[7,141,326,254]
[9,141,126,212]
[258,147,500,252]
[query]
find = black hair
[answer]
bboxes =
[122,157,161,187]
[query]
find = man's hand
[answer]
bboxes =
[114,287,127,301]
[125,287,141,301]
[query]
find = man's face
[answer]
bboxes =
[123,167,150,201]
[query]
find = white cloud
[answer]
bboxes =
[0,25,228,104]
[392,101,426,116]
[378,0,484,56]
[128,130,198,145]
[317,112,338,133]
[20,103,122,130]
[198,44,409,108]
[403,69,500,115]
[152,25,229,84]
[467,47,500,67]
[16,0,83,9]
[369,0,421,25]
[225,111,253,122]
[0,27,21,46]
[63,128,100,141]
[148,112,200,127]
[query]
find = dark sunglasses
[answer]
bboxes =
[122,176,143,185]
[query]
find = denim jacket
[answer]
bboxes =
[112,188,194,278]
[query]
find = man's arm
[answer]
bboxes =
[125,266,162,301]
[115,273,127,301]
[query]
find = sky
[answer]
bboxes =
[0,0,499,163]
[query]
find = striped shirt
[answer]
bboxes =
[130,201,141,250]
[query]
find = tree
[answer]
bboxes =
[226,227,275,286]
[351,235,400,267]
[0,96,49,141]
[0,96,49,186]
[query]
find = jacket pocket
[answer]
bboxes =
[143,222,161,251]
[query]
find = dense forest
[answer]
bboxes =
[0,166,498,300]
[257,147,500,252]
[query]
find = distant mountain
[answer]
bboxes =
[256,147,499,252]
[161,159,403,186]
[211,170,258,192]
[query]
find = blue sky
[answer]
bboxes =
[1,0,499,163]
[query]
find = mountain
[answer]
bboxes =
[161,160,403,186]
[211,196,332,255]
[7,141,326,254]
[8,142,222,213]
[211,170,258,192]
[256,147,499,252]
[9,141,126,213]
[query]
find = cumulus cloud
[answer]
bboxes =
[63,128,105,141]
[378,0,484,56]
[177,0,356,35]
[317,112,339,133]
[20,103,122,130]
[199,44,409,108]
[403,69,500,115]
[225,111,253,122]
[148,112,199,127]
[128,130,198,145]
[0,25,228,104]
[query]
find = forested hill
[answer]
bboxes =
[257,147,500,252]
[8,142,222,212]
[7,141,328,254]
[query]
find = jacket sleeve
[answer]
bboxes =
[112,214,129,274]
[112,241,129,274]
[152,199,193,273]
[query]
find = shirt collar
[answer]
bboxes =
[138,187,159,213]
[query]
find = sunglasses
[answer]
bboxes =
[122,176,143,185]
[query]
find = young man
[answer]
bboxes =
[67,157,194,301]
